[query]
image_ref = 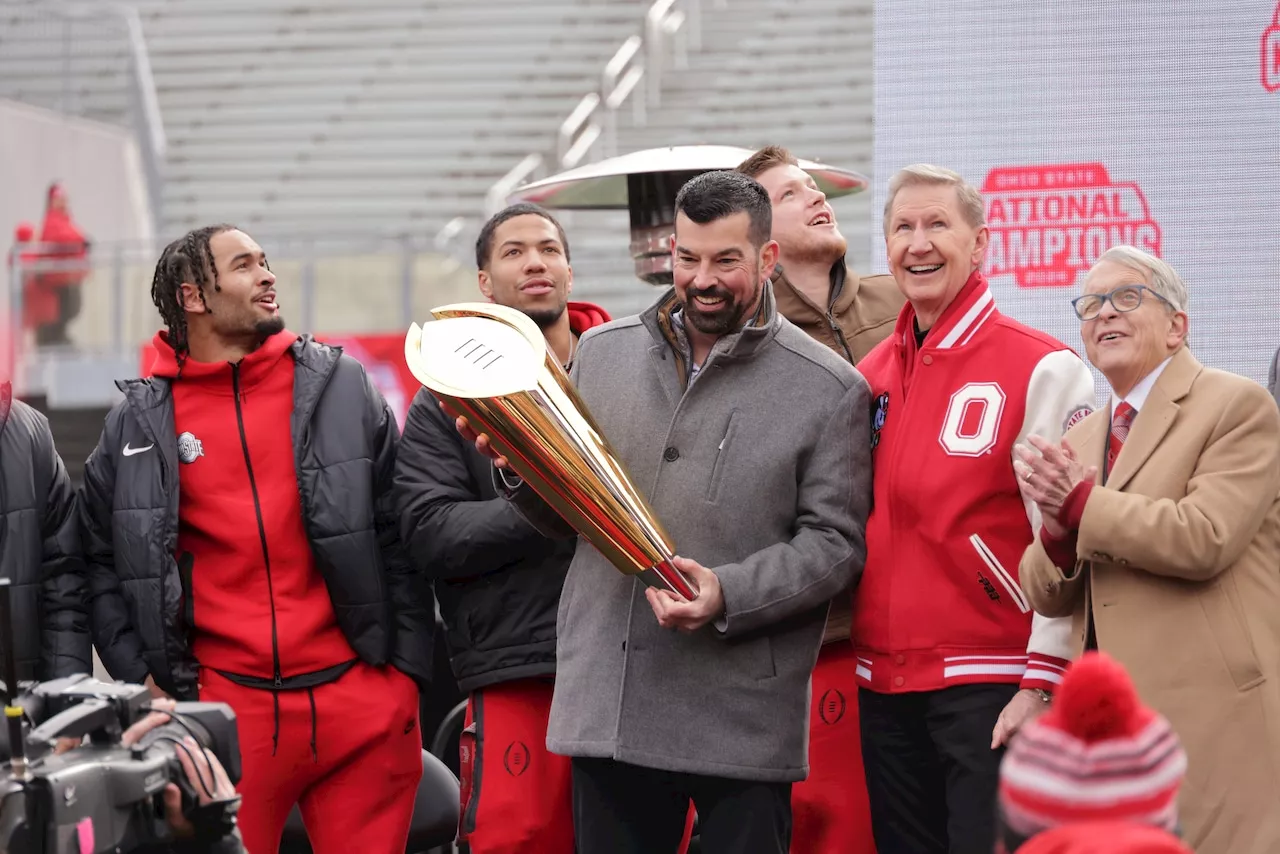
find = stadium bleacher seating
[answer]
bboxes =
[546,0,877,315]
[1,0,875,321]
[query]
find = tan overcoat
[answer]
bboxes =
[1020,346,1280,854]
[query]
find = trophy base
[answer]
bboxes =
[638,559,699,603]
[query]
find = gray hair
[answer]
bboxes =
[1090,245,1189,314]
[883,164,986,234]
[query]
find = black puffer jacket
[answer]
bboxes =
[78,337,433,699]
[394,387,574,694]
[0,383,90,680]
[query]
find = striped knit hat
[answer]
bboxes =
[998,652,1187,840]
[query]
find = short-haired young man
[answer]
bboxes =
[395,203,618,854]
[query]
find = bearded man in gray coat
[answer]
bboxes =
[456,170,871,854]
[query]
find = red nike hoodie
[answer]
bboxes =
[151,329,356,682]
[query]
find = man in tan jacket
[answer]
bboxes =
[1014,245,1280,854]
[739,146,904,364]
[738,146,902,854]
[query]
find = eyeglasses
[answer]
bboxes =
[1071,285,1174,321]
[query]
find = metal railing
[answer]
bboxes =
[473,0,706,232]
[2,236,484,401]
[0,3,167,234]
[115,3,167,232]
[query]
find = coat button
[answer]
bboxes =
[663,446,679,462]
[893,676,905,687]
[895,654,906,665]
[922,354,934,366]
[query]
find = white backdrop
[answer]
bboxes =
[871,0,1280,392]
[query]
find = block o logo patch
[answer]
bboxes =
[939,383,1007,457]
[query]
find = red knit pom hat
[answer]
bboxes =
[998,652,1187,837]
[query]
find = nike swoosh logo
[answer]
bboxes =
[122,443,154,457]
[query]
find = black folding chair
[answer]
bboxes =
[279,748,460,854]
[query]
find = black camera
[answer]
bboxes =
[0,578,241,854]
[0,675,241,854]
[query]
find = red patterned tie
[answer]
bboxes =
[1108,402,1136,471]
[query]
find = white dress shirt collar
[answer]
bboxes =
[1109,355,1174,415]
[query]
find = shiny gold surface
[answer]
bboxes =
[404,303,697,601]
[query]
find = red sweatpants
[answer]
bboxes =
[790,643,877,854]
[199,662,422,854]
[459,678,694,854]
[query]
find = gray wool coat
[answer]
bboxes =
[503,285,872,782]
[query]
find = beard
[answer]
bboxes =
[213,312,285,343]
[682,282,756,336]
[521,289,569,330]
[255,316,285,337]
[523,300,568,331]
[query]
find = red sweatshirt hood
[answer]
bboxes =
[150,328,298,391]
[567,301,611,335]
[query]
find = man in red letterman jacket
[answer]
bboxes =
[80,224,433,854]
[853,166,1095,854]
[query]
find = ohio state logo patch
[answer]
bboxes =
[982,163,1162,289]
[1264,3,1280,92]
[1063,404,1094,433]
[177,432,204,464]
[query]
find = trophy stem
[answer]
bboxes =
[639,557,699,603]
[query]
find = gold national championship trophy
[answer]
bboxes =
[404,303,698,601]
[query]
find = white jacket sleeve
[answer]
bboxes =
[1013,348,1098,689]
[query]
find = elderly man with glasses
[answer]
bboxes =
[1015,245,1280,854]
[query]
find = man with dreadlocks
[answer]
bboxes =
[79,224,433,854]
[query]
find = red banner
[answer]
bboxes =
[138,333,421,430]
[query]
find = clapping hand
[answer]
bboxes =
[1013,435,1097,536]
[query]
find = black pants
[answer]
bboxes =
[859,684,1018,854]
[571,756,792,854]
